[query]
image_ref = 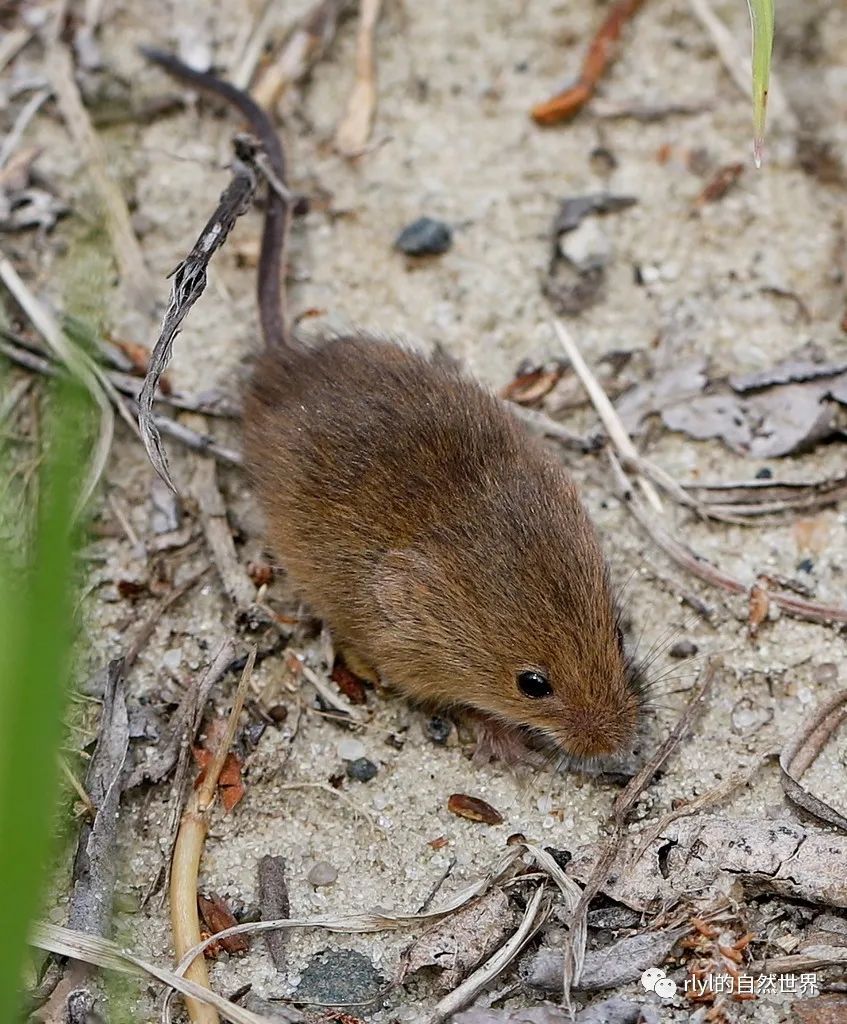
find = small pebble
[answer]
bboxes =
[162,647,183,671]
[426,716,453,744]
[394,216,452,256]
[307,861,338,887]
[797,558,814,573]
[346,757,378,782]
[268,704,288,724]
[337,737,367,761]
[755,467,773,479]
[814,662,838,685]
[669,639,698,659]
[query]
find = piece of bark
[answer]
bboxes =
[567,816,847,912]
[69,660,130,936]
[257,855,290,971]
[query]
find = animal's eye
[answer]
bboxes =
[517,669,553,699]
[615,626,625,654]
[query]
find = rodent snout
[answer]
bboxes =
[552,697,639,760]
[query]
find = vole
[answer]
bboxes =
[143,49,641,761]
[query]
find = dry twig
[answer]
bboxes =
[0,26,34,75]
[531,0,644,125]
[138,135,261,490]
[190,447,256,611]
[334,0,382,156]
[252,0,347,110]
[31,922,280,1024]
[553,319,663,512]
[0,88,50,170]
[170,647,256,1024]
[609,452,847,626]
[422,885,549,1024]
[780,690,847,831]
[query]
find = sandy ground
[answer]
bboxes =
[5,0,847,1020]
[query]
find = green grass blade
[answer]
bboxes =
[746,0,774,166]
[0,377,90,1022]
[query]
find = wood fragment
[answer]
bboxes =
[128,635,231,791]
[531,0,644,125]
[46,42,157,312]
[257,856,291,971]
[335,0,382,157]
[69,660,130,935]
[190,448,256,611]
[170,648,256,1024]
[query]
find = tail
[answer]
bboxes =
[140,46,290,353]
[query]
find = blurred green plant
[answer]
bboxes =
[0,375,91,1022]
[747,0,774,165]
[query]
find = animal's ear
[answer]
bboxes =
[375,548,440,625]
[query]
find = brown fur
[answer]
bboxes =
[244,332,639,759]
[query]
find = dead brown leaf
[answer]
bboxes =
[614,358,708,434]
[192,747,246,812]
[694,162,744,205]
[661,382,838,458]
[197,892,250,956]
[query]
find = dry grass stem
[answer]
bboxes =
[334,0,382,156]
[169,648,256,1024]
[553,319,664,513]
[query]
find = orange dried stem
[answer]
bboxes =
[531,0,645,126]
[169,646,256,1024]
